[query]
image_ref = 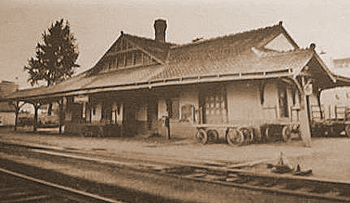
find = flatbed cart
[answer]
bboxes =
[260,122,300,143]
[311,105,350,137]
[194,124,253,146]
[194,122,298,146]
[311,119,350,137]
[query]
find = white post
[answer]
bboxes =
[300,76,312,147]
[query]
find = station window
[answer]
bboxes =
[166,99,179,119]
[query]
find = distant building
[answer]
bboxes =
[333,57,350,69]
[0,81,18,126]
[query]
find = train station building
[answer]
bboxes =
[4,19,350,146]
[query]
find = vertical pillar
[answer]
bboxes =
[11,101,20,131]
[32,102,41,132]
[316,90,323,119]
[119,103,123,137]
[299,77,312,147]
[58,98,64,134]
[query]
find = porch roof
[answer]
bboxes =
[4,48,320,101]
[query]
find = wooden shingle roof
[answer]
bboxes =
[3,22,339,101]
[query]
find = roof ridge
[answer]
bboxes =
[252,46,312,58]
[123,32,176,46]
[170,23,282,49]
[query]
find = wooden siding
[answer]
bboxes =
[227,80,263,127]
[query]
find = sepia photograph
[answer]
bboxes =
[1,0,350,202]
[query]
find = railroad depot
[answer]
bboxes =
[4,19,350,147]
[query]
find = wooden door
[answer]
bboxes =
[123,101,136,136]
[201,87,227,125]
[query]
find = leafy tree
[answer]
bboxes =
[24,19,79,118]
[24,19,80,87]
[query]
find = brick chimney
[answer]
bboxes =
[154,19,167,42]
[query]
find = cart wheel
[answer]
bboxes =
[83,130,93,137]
[238,127,253,143]
[282,125,292,142]
[248,127,254,142]
[227,128,244,146]
[207,130,219,142]
[195,129,208,144]
[345,125,350,137]
[81,127,91,137]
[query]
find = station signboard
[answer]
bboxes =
[74,95,89,103]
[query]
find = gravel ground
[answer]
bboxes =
[1,128,349,182]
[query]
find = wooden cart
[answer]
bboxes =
[194,122,298,146]
[311,105,350,137]
[260,122,300,143]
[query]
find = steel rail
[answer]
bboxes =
[0,167,123,203]
[2,141,350,202]
[30,148,350,202]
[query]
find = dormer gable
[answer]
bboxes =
[264,33,296,52]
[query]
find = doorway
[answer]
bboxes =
[147,96,158,131]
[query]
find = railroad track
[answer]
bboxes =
[26,147,350,202]
[160,165,350,202]
[1,141,349,202]
[0,167,122,203]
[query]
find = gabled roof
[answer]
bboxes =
[167,22,298,64]
[124,33,175,62]
[86,32,175,76]
[4,21,341,101]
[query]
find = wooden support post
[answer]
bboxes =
[58,98,64,134]
[32,102,41,132]
[119,103,123,137]
[11,101,20,131]
[33,105,38,132]
[335,106,338,120]
[299,77,312,147]
[10,101,25,131]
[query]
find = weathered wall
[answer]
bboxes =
[226,79,300,128]
[227,80,269,127]
[157,86,198,138]
[135,102,147,121]
[0,112,15,126]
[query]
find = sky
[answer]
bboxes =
[1,0,350,89]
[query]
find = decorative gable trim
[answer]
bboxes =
[90,35,163,75]
[127,40,164,65]
[259,23,299,51]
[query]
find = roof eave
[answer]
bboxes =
[4,69,294,101]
